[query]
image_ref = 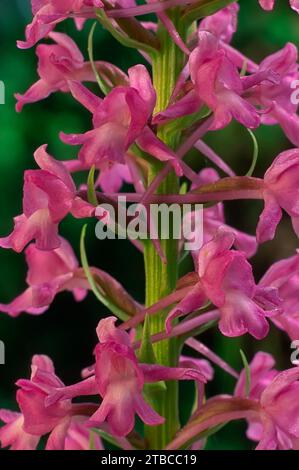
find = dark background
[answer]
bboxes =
[0,0,298,449]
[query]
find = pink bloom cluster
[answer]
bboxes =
[1,0,299,451]
[1,318,209,447]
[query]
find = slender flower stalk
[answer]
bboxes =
[143,10,187,449]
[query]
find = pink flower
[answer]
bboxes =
[246,43,299,147]
[16,32,106,111]
[0,355,102,450]
[0,231,140,318]
[0,237,88,317]
[166,228,281,339]
[189,31,260,130]
[60,66,183,174]
[199,3,239,44]
[235,353,299,450]
[0,145,94,253]
[46,317,207,437]
[17,1,102,49]
[234,351,278,447]
[257,149,299,242]
[259,0,299,13]
[259,252,299,340]
[235,352,278,401]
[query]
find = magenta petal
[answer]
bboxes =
[153,91,201,125]
[219,292,270,339]
[271,104,299,147]
[234,351,277,399]
[0,412,39,450]
[34,145,75,193]
[137,126,183,175]
[0,212,60,253]
[46,376,98,408]
[128,64,156,115]
[89,392,136,437]
[165,283,206,333]
[64,416,103,450]
[141,364,207,384]
[45,417,71,450]
[291,0,299,12]
[0,287,48,318]
[68,80,102,114]
[16,388,69,436]
[259,0,275,10]
[32,355,55,374]
[134,394,164,426]
[257,194,282,243]
[15,79,53,112]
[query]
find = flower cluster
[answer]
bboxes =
[1,0,299,451]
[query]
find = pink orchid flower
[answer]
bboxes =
[0,355,102,450]
[235,353,299,450]
[168,355,299,450]
[259,251,299,340]
[0,237,87,317]
[45,317,207,437]
[60,66,183,174]
[257,149,299,242]
[17,1,102,49]
[166,228,281,339]
[0,145,94,253]
[235,352,278,401]
[158,29,279,131]
[16,32,109,111]
[189,31,261,130]
[245,43,299,147]
[259,0,299,13]
[0,234,140,317]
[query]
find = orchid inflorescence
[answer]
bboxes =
[0,0,299,451]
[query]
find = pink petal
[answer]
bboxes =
[46,417,71,450]
[256,194,282,243]
[15,79,53,112]
[68,80,102,114]
[134,394,164,426]
[128,64,156,115]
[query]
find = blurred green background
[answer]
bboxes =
[0,0,298,450]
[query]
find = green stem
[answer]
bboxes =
[144,11,186,449]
